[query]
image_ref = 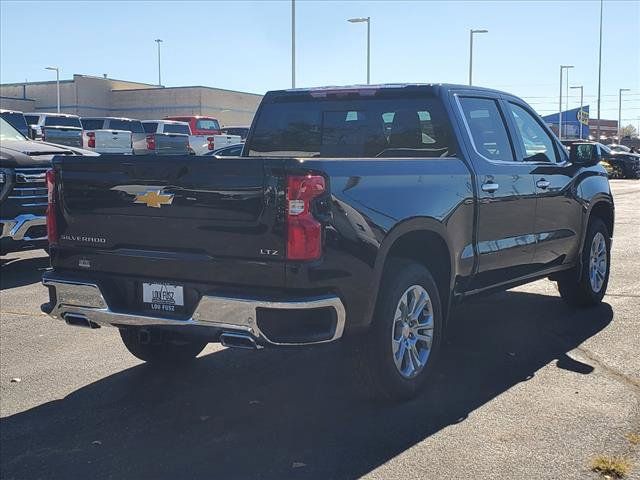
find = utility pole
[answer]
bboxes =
[596,0,603,139]
[155,39,163,87]
[291,0,295,88]
[558,65,574,140]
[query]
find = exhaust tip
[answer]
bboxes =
[220,332,258,350]
[64,313,100,329]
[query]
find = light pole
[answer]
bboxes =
[468,29,488,86]
[596,0,604,139]
[291,0,296,88]
[570,85,584,139]
[45,66,60,113]
[155,39,163,87]
[348,17,371,84]
[618,88,631,140]
[558,65,574,140]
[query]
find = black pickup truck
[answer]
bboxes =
[42,84,614,400]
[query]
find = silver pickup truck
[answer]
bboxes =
[25,113,83,148]
[142,120,191,155]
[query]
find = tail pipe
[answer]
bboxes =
[63,313,100,329]
[220,332,260,350]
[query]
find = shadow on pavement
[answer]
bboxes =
[0,290,613,480]
[0,254,49,290]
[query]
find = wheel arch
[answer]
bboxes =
[367,218,454,328]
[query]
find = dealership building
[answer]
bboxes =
[0,74,263,127]
[542,106,620,140]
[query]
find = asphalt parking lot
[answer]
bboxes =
[1,180,638,480]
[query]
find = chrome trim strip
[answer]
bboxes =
[0,214,47,241]
[42,276,346,347]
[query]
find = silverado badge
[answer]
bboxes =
[134,190,174,208]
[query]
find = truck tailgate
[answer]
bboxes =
[42,126,83,147]
[52,155,285,288]
[155,133,189,154]
[94,129,132,153]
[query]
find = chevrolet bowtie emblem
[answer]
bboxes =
[134,190,175,208]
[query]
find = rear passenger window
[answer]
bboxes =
[459,97,514,162]
[249,96,454,158]
[508,103,559,163]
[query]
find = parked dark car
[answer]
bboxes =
[0,109,29,137]
[206,143,244,157]
[221,126,250,141]
[0,117,97,255]
[42,84,614,400]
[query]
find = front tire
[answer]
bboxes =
[119,328,207,364]
[358,259,443,401]
[557,218,611,306]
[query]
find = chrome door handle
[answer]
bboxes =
[536,179,550,189]
[481,182,499,193]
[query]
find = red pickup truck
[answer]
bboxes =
[164,116,221,136]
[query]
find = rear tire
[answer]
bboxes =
[557,218,610,307]
[119,328,207,364]
[357,258,443,401]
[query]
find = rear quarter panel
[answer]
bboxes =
[286,157,475,331]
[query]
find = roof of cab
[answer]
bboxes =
[270,83,513,98]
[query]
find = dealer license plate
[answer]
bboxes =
[142,282,184,313]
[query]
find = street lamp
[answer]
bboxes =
[618,88,631,140]
[155,39,163,87]
[558,65,574,140]
[468,29,488,86]
[348,17,371,84]
[45,66,60,113]
[570,85,584,139]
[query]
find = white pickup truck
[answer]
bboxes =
[80,118,133,154]
[163,116,241,155]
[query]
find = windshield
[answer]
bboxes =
[0,117,27,141]
[195,119,220,131]
[1,112,29,136]
[610,145,630,153]
[44,116,82,128]
[163,123,191,135]
[109,119,145,133]
[599,143,612,154]
[248,94,454,158]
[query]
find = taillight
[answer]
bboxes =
[86,131,96,148]
[286,175,326,261]
[46,169,58,245]
[207,136,215,150]
[146,134,156,150]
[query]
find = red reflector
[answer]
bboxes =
[286,175,325,260]
[146,134,156,151]
[87,131,95,148]
[207,136,215,150]
[46,169,58,245]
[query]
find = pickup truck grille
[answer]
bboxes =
[8,168,48,207]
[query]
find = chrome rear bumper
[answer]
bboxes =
[42,274,346,347]
[1,214,47,241]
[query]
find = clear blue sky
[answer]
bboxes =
[1,0,638,124]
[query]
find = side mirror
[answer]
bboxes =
[570,143,598,165]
